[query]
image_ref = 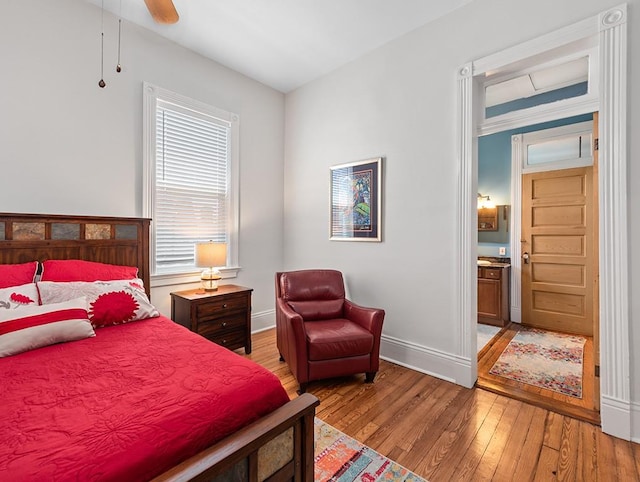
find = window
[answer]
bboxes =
[520,120,593,173]
[143,83,239,285]
[478,47,599,135]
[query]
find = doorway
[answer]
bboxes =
[455,5,629,439]
[476,116,600,422]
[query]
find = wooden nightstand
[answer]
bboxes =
[170,284,253,353]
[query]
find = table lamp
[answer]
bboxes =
[195,241,227,291]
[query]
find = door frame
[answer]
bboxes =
[454,5,629,439]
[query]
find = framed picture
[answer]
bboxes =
[330,157,382,242]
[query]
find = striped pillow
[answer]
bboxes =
[0,297,95,357]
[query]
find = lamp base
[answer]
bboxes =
[200,268,222,291]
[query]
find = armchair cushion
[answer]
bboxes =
[280,270,346,321]
[287,299,344,321]
[305,319,373,361]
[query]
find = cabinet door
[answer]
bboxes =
[478,278,500,320]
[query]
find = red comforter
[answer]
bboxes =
[0,315,289,481]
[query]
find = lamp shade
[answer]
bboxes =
[195,242,227,268]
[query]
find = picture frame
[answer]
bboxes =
[330,157,382,242]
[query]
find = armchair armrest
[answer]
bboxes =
[276,299,306,337]
[276,299,310,383]
[344,299,385,337]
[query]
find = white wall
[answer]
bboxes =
[0,0,285,321]
[284,0,640,425]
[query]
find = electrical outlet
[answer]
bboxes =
[499,247,506,256]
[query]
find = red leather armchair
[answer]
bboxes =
[275,269,385,393]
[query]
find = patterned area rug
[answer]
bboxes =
[315,419,425,482]
[489,328,586,398]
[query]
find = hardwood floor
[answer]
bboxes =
[243,328,640,482]
[477,324,600,425]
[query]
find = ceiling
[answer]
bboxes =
[85,0,474,93]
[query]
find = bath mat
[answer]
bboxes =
[489,328,586,398]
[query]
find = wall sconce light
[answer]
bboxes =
[195,241,227,291]
[477,193,496,209]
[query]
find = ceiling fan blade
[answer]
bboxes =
[143,0,179,24]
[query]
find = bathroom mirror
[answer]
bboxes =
[478,205,509,243]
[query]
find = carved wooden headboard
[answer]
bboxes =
[0,213,151,295]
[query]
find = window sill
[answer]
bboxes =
[150,267,240,288]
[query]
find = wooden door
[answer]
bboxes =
[521,167,595,335]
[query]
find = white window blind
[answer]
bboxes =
[154,102,230,273]
[143,83,240,281]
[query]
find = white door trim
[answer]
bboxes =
[455,4,630,439]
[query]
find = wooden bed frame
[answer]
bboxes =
[0,212,319,482]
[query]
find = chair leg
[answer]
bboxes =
[365,372,377,383]
[297,383,308,395]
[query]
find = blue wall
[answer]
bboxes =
[478,112,593,257]
[486,82,588,118]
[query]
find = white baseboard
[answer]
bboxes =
[380,334,475,388]
[252,309,276,333]
[251,318,475,387]
[600,395,632,440]
[510,306,521,323]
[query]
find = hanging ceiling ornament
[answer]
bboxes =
[116,0,122,73]
[98,0,106,88]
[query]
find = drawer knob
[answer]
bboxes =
[222,303,228,308]
[222,339,227,344]
[222,322,227,327]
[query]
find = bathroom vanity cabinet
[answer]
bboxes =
[478,264,510,326]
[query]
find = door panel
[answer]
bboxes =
[532,263,584,286]
[521,166,594,335]
[532,206,584,226]
[532,235,584,255]
[532,175,584,199]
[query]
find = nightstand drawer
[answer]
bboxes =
[198,315,246,338]
[196,295,247,319]
[207,330,247,351]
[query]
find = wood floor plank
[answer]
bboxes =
[633,441,640,480]
[468,398,523,481]
[405,389,478,478]
[243,328,637,481]
[576,422,598,481]
[556,416,580,481]
[534,446,560,482]
[366,378,451,455]
[513,406,547,478]
[423,390,498,481]
[450,395,510,481]
[613,436,640,481]
[595,429,618,482]
[492,402,538,480]
[543,411,564,451]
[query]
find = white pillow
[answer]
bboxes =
[0,297,95,357]
[0,283,39,311]
[38,279,159,328]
